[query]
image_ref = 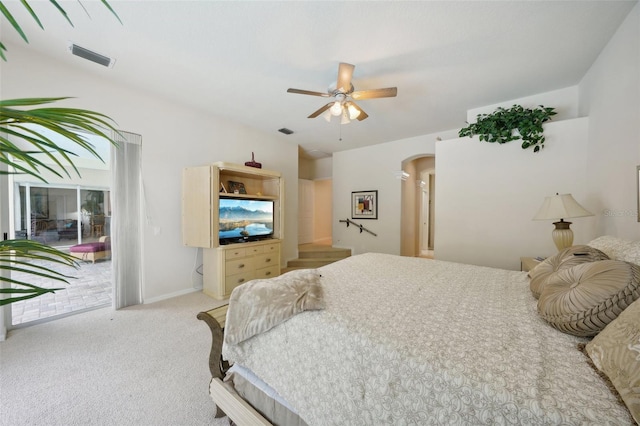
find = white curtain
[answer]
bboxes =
[110,130,143,308]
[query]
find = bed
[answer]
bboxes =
[69,236,111,263]
[198,236,640,425]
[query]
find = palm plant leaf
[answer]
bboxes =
[0,0,121,60]
[0,239,77,306]
[0,1,31,43]
[0,97,119,181]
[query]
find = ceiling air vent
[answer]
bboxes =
[68,42,116,68]
[278,128,294,135]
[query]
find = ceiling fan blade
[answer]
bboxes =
[351,87,398,100]
[336,63,355,92]
[287,88,330,97]
[345,101,369,121]
[308,103,333,118]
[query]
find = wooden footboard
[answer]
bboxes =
[197,308,273,425]
[196,308,228,381]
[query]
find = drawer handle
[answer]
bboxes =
[265,271,271,276]
[238,264,245,269]
[238,278,245,284]
[265,258,271,263]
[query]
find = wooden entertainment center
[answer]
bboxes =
[182,162,284,299]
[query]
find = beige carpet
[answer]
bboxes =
[0,291,231,426]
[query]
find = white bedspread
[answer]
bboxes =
[222,253,633,425]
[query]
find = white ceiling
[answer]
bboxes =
[1,1,636,157]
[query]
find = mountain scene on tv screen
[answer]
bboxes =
[219,205,273,238]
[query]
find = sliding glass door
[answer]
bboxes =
[14,184,110,248]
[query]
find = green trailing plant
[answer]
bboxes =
[0,1,120,306]
[458,104,557,153]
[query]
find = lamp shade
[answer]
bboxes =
[533,193,593,221]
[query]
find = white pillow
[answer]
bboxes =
[224,269,324,345]
[588,236,640,266]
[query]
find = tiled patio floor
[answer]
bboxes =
[10,258,112,325]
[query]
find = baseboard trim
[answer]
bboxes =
[143,287,200,305]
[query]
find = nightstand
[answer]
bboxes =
[520,257,542,272]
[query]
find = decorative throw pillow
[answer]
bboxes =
[537,260,640,337]
[529,245,609,299]
[585,298,640,424]
[224,269,324,345]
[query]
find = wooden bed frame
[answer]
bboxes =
[197,309,274,426]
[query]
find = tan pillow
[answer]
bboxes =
[224,269,324,345]
[529,245,609,299]
[585,298,640,424]
[537,260,640,337]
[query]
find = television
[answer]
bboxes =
[218,198,274,244]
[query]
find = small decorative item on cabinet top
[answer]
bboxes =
[228,181,247,194]
[245,152,262,168]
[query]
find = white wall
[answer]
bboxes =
[332,4,639,266]
[332,130,457,255]
[311,157,333,180]
[579,3,640,240]
[467,86,580,123]
[0,44,299,303]
[436,118,593,270]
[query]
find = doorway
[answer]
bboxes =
[420,171,435,256]
[7,133,113,327]
[400,155,435,258]
[298,178,332,246]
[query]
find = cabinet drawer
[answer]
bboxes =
[255,265,279,279]
[225,257,255,276]
[263,243,279,254]
[225,271,254,294]
[246,245,264,255]
[226,248,247,259]
[255,253,278,269]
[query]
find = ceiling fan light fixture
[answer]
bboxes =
[330,101,343,116]
[347,104,361,120]
[341,109,351,125]
[322,109,332,122]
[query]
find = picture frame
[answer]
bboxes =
[228,180,247,195]
[637,165,639,222]
[352,190,378,220]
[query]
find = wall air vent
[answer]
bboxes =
[278,128,294,135]
[68,42,116,68]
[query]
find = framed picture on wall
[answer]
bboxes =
[352,190,378,220]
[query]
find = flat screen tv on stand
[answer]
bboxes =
[218,198,274,245]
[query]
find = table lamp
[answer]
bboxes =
[533,193,593,251]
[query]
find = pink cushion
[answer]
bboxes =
[70,242,109,253]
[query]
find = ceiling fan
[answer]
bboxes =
[287,62,397,124]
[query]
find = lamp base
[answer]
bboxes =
[551,220,573,251]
